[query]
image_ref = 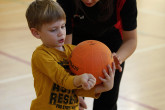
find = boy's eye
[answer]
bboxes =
[61,25,66,29]
[50,29,56,32]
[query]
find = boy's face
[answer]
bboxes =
[38,20,66,49]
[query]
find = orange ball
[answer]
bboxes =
[69,40,113,85]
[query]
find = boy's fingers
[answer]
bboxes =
[88,79,96,87]
[82,83,90,90]
[107,64,112,72]
[82,79,89,88]
[79,96,87,109]
[107,64,113,78]
[103,69,110,78]
[102,69,111,81]
[99,76,106,82]
[88,83,94,89]
[112,62,116,73]
[89,78,96,84]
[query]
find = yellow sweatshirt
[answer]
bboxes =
[30,44,99,110]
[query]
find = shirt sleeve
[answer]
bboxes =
[75,87,101,99]
[57,0,74,35]
[31,50,77,90]
[120,0,137,31]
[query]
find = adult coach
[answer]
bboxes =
[57,0,137,110]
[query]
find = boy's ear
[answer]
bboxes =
[30,28,40,39]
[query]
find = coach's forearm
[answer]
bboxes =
[117,29,137,63]
[64,34,72,44]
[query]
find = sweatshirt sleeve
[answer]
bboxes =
[75,87,101,99]
[31,50,77,90]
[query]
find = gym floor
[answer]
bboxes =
[0,0,165,110]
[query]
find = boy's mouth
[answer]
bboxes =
[58,39,64,43]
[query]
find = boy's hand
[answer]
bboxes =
[79,96,87,110]
[95,62,116,93]
[81,73,96,90]
[74,73,96,90]
[112,53,122,72]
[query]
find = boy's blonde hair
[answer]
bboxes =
[26,0,66,30]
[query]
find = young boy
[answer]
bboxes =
[26,0,116,110]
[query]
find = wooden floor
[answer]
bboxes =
[0,0,165,110]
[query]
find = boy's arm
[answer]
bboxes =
[75,63,116,99]
[32,50,77,89]
[75,87,101,99]
[32,50,96,90]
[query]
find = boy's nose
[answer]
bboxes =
[57,29,63,37]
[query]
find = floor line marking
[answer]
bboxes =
[0,44,165,68]
[0,43,165,84]
[119,96,159,110]
[0,51,30,65]
[0,74,32,84]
